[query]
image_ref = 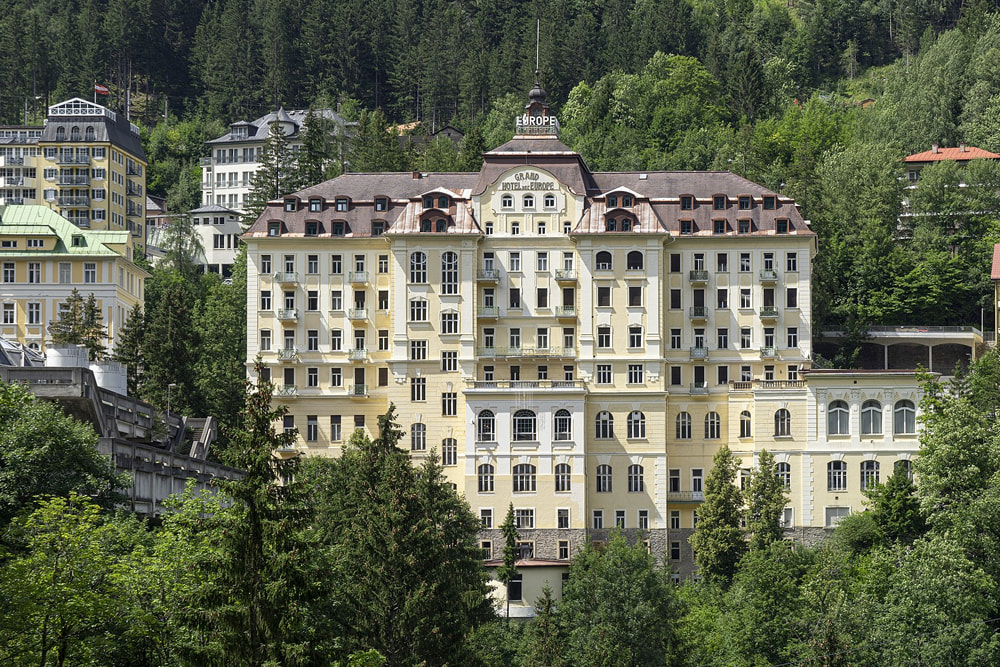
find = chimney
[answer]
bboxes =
[960,143,967,152]
[932,143,939,154]
[411,171,421,179]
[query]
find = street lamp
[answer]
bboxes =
[167,382,177,415]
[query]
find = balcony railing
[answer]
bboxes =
[689,269,709,283]
[467,379,587,390]
[57,175,88,185]
[277,348,298,360]
[274,384,298,397]
[760,269,778,283]
[759,306,779,319]
[667,491,705,502]
[690,346,709,359]
[475,346,569,358]
[126,183,142,196]
[276,309,297,321]
[349,271,368,283]
[56,196,89,207]
[554,269,577,281]
[476,269,500,281]
[3,197,25,205]
[760,346,777,358]
[2,176,24,186]
[348,348,367,361]
[273,271,298,284]
[689,306,708,319]
[348,308,368,320]
[478,306,499,318]
[690,382,709,395]
[56,155,90,165]
[349,383,369,397]
[554,305,577,318]
[0,156,24,166]
[127,165,141,176]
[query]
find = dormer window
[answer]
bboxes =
[309,199,322,212]
[713,195,727,210]
[523,194,534,208]
[622,195,633,207]
[332,221,346,236]
[680,220,693,235]
[375,197,388,212]
[606,218,617,232]
[738,195,752,210]
[423,195,434,209]
[680,195,693,210]
[335,198,349,212]
[501,194,513,209]
[305,221,319,236]
[738,219,751,234]
[438,196,449,208]
[284,199,297,212]
[268,222,281,237]
[435,219,447,233]
[372,221,385,236]
[420,219,432,232]
[763,195,777,210]
[713,219,727,234]
[621,218,632,232]
[607,195,618,207]
[544,194,556,208]
[776,219,790,234]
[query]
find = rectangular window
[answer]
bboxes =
[740,328,751,349]
[307,368,318,388]
[480,508,493,529]
[307,329,318,351]
[3,303,16,324]
[669,254,681,272]
[670,510,680,529]
[536,252,548,271]
[717,288,728,309]
[330,368,342,387]
[597,286,611,307]
[787,287,798,308]
[442,392,457,416]
[786,252,798,271]
[306,416,318,441]
[409,300,427,322]
[536,287,548,308]
[740,288,751,309]
[509,252,521,272]
[410,340,427,360]
[787,327,798,348]
[442,351,458,372]
[669,470,680,493]
[670,329,682,349]
[557,508,570,529]
[717,365,729,384]
[515,509,534,529]
[740,253,751,272]
[83,263,96,284]
[638,509,649,530]
[537,327,549,349]
[27,302,40,325]
[670,289,681,309]
[260,329,271,351]
[307,290,318,311]
[628,364,644,384]
[615,510,626,529]
[670,542,681,560]
[692,469,704,493]
[509,288,521,309]
[592,510,604,530]
[331,330,342,351]
[670,366,682,386]
[628,286,642,307]
[1,263,13,283]
[330,254,343,274]
[717,328,729,348]
[788,365,799,381]
[411,377,426,402]
[26,263,40,284]
[596,364,612,384]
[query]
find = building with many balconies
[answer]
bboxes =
[241,82,931,609]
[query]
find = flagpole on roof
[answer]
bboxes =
[93,81,96,105]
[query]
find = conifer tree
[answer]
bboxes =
[48,288,85,346]
[292,108,338,190]
[346,108,408,172]
[113,304,145,396]
[142,274,199,415]
[81,293,107,361]
[496,502,520,620]
[689,445,746,584]
[243,120,294,226]
[746,449,788,551]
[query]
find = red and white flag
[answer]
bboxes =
[94,83,109,95]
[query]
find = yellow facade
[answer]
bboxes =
[243,88,927,591]
[0,205,146,351]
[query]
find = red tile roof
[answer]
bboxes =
[905,146,1000,163]
[991,243,1000,281]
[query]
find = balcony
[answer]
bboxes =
[273,271,298,284]
[200,157,212,167]
[56,196,89,207]
[475,346,569,358]
[349,383,369,398]
[348,308,368,320]
[349,271,368,284]
[690,346,709,359]
[478,306,499,319]
[667,491,705,503]
[348,348,367,361]
[554,269,577,282]
[277,347,298,360]
[554,305,576,319]
[760,346,777,359]
[689,306,708,320]
[56,155,90,165]
[2,197,25,205]
[467,379,587,391]
[690,381,709,395]
[274,384,298,397]
[126,182,142,197]
[689,269,709,284]
[1,176,24,187]
[57,175,88,186]
[476,268,500,282]
[126,202,142,217]
[759,306,779,321]
[276,309,297,321]
[760,269,778,284]
[127,165,141,176]
[0,156,24,166]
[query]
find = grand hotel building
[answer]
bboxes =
[243,85,926,593]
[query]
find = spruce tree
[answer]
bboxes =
[81,293,107,361]
[113,304,145,396]
[746,449,788,551]
[292,108,337,190]
[48,288,85,346]
[142,274,199,415]
[346,109,407,173]
[243,120,294,225]
[689,445,746,584]
[496,502,520,620]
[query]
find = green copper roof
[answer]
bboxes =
[0,205,127,256]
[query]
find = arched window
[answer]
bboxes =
[513,410,536,441]
[477,410,495,442]
[513,463,537,492]
[555,463,571,491]
[827,461,847,491]
[501,194,513,208]
[627,251,644,270]
[70,126,80,141]
[860,460,880,490]
[441,251,458,294]
[56,127,65,140]
[523,194,535,208]
[596,411,614,439]
[894,400,915,435]
[554,409,572,441]
[628,464,645,493]
[861,400,882,435]
[441,438,457,466]
[627,411,646,439]
[477,463,494,493]
[740,410,752,438]
[544,193,556,208]
[705,412,721,439]
[894,459,913,479]
[85,126,95,141]
[620,218,632,231]
[777,462,791,489]
[774,409,791,436]
[676,412,692,439]
[596,464,612,493]
[828,400,849,435]
[596,250,612,271]
[409,251,427,283]
[411,423,426,451]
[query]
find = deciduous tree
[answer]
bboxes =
[689,445,746,584]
